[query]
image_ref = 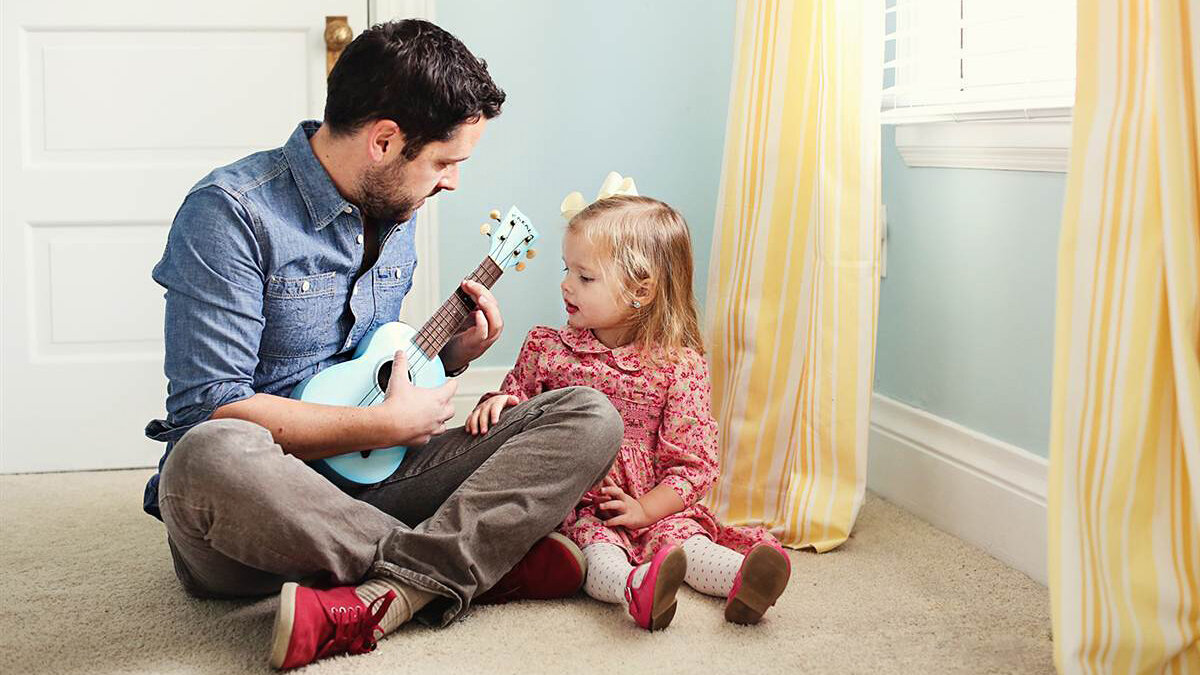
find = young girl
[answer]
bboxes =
[466,178,791,631]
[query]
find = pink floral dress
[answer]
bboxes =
[490,325,779,564]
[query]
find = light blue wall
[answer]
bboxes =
[432,0,735,368]
[876,126,1066,457]
[429,6,1062,460]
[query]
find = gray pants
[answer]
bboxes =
[157,386,621,626]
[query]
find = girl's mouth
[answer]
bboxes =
[565,301,579,315]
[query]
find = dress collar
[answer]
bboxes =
[558,326,644,372]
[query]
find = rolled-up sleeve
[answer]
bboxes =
[144,186,265,443]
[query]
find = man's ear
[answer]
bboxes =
[365,119,404,163]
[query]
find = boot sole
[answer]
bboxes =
[725,546,790,625]
[268,582,299,669]
[547,531,587,581]
[649,548,687,631]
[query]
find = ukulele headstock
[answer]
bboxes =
[482,206,539,272]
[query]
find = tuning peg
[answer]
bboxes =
[515,262,527,272]
[479,223,492,236]
[488,209,502,221]
[526,249,537,259]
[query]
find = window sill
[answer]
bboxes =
[890,117,1073,173]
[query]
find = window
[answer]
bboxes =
[883,0,1075,122]
[882,0,1076,171]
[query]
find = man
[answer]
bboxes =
[144,20,621,670]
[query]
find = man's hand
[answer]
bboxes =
[380,350,457,446]
[598,477,655,530]
[440,279,503,373]
[465,394,519,435]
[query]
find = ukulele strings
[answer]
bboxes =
[355,220,517,408]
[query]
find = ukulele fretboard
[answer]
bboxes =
[413,257,504,359]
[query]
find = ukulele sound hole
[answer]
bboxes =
[377,360,393,393]
[363,359,396,459]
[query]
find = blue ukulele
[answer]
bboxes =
[291,206,539,486]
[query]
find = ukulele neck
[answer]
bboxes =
[412,257,503,359]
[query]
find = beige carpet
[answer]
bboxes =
[0,469,1053,674]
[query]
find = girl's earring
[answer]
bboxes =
[631,300,642,309]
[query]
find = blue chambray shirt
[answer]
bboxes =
[143,121,418,519]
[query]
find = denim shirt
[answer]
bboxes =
[143,121,418,519]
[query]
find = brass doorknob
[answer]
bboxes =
[325,16,353,76]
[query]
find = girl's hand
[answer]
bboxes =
[598,477,654,529]
[466,394,519,435]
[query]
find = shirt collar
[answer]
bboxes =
[558,326,644,372]
[282,121,355,231]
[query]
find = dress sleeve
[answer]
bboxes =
[478,328,548,406]
[655,352,720,507]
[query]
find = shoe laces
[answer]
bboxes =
[316,590,396,659]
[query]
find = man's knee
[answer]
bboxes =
[160,418,276,496]
[553,386,623,473]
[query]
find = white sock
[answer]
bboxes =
[355,578,436,635]
[681,535,744,597]
[582,543,643,605]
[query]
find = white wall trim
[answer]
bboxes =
[867,393,1049,585]
[370,0,435,23]
[454,365,507,397]
[448,365,507,426]
[892,119,1072,173]
[369,0,439,324]
[398,198,439,325]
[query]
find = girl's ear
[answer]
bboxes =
[633,276,657,306]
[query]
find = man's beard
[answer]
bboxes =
[357,159,420,223]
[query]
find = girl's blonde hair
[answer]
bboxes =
[567,194,704,359]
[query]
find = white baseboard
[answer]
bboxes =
[448,366,508,426]
[867,393,1049,585]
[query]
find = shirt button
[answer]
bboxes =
[356,234,364,245]
[395,268,402,279]
[343,205,353,214]
[300,280,311,292]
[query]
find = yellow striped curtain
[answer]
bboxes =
[704,0,882,552]
[1049,0,1200,671]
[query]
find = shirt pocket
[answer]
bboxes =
[261,271,340,358]
[377,261,415,295]
[374,261,416,323]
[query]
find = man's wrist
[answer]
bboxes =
[370,403,407,446]
[440,347,470,376]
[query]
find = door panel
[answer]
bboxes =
[1,0,368,472]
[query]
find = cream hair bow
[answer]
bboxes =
[560,171,639,220]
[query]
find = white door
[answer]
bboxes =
[0,0,371,473]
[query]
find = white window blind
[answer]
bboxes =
[882,0,1076,124]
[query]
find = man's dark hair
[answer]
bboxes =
[324,20,505,159]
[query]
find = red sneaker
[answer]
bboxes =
[476,532,586,605]
[268,582,396,670]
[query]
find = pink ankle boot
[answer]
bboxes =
[624,545,687,631]
[725,542,791,624]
